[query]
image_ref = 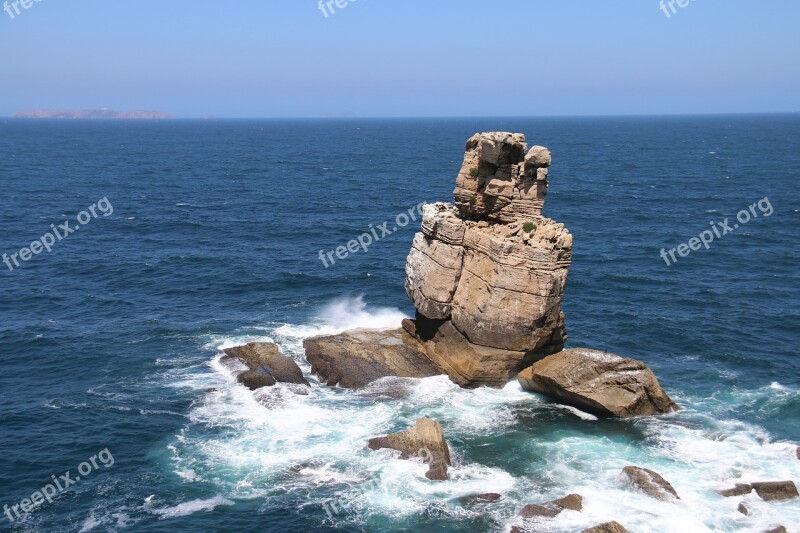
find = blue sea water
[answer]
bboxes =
[0,115,798,533]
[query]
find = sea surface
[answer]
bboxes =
[0,115,798,533]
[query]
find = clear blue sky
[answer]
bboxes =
[1,0,798,117]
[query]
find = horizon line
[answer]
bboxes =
[3,111,799,121]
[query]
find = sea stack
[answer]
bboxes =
[403,132,572,387]
[304,132,675,412]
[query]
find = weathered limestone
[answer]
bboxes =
[518,349,678,418]
[367,417,452,481]
[403,133,573,386]
[621,466,680,501]
[303,329,442,389]
[221,342,309,390]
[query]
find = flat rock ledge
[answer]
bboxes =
[303,328,442,389]
[621,466,680,502]
[367,417,452,481]
[221,342,309,390]
[718,481,799,501]
[518,349,678,418]
[582,522,629,533]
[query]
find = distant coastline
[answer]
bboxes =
[13,109,174,120]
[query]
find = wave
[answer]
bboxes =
[159,297,800,532]
[150,496,234,519]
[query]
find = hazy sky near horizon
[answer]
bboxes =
[1,0,798,118]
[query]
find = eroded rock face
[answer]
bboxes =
[303,329,442,389]
[367,417,452,481]
[518,349,678,418]
[621,466,680,502]
[221,342,309,390]
[404,133,572,386]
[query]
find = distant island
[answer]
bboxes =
[13,109,174,120]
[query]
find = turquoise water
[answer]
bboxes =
[0,116,798,532]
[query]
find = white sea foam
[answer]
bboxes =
[164,296,800,531]
[151,496,234,519]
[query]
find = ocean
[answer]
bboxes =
[0,115,798,532]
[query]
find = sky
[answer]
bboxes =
[0,0,798,118]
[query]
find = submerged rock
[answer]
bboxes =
[303,328,442,389]
[221,342,309,390]
[517,493,583,518]
[367,417,452,481]
[518,349,678,418]
[403,133,572,387]
[621,466,680,501]
[717,483,753,497]
[737,502,750,515]
[458,493,502,505]
[582,522,629,533]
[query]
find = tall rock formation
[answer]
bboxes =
[403,132,573,387]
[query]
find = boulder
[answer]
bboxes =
[518,349,678,418]
[582,522,629,533]
[715,480,799,502]
[737,502,750,515]
[717,483,753,497]
[303,328,442,389]
[621,466,680,501]
[367,417,452,481]
[765,527,787,533]
[751,481,799,501]
[459,493,502,505]
[518,494,583,518]
[221,342,309,390]
[402,132,573,388]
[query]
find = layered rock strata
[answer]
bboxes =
[403,132,572,386]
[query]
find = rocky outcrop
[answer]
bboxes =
[718,483,753,497]
[582,522,629,533]
[221,342,309,390]
[621,466,680,501]
[518,349,678,418]
[517,494,583,518]
[751,481,799,501]
[367,417,452,481]
[717,481,799,501]
[303,329,442,388]
[403,132,572,387]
